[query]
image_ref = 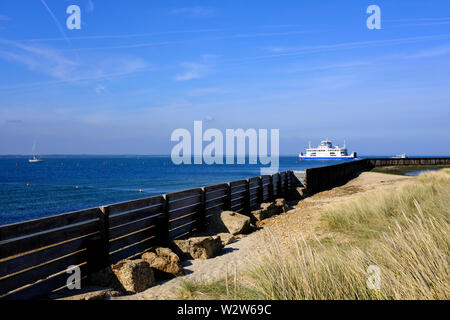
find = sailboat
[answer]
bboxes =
[29,142,43,163]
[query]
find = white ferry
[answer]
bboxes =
[299,139,357,160]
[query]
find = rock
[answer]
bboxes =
[55,287,122,300]
[274,198,289,213]
[173,236,223,260]
[220,211,251,235]
[217,233,236,246]
[142,247,184,280]
[250,202,277,221]
[111,259,155,293]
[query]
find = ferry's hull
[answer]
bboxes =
[299,156,356,160]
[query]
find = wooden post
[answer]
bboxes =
[87,206,110,277]
[245,179,251,213]
[155,195,170,246]
[258,176,264,204]
[277,172,282,198]
[196,188,206,232]
[225,183,232,210]
[269,175,274,201]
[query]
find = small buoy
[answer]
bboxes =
[139,189,143,193]
[75,186,79,189]
[26,183,30,187]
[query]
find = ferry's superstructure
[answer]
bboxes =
[299,140,357,160]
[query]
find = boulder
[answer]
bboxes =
[250,202,277,221]
[111,259,155,293]
[217,233,236,246]
[274,198,289,213]
[220,211,251,235]
[142,247,184,279]
[173,236,223,260]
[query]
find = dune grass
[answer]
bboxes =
[178,169,450,300]
[371,165,449,176]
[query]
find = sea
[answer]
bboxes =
[0,155,361,226]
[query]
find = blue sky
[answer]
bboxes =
[0,0,449,155]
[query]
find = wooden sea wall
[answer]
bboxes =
[0,171,294,300]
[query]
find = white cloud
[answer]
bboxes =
[170,7,216,18]
[278,61,370,74]
[262,34,450,56]
[0,40,151,91]
[187,87,230,96]
[409,45,450,58]
[174,55,217,81]
[174,62,211,81]
[95,84,106,94]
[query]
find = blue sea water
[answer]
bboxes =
[0,156,355,225]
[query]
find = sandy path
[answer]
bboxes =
[112,172,411,300]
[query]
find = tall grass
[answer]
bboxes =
[179,169,450,300]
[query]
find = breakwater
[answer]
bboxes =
[1,157,449,300]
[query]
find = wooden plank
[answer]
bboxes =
[0,250,87,296]
[204,183,227,193]
[0,232,97,278]
[205,195,226,209]
[0,220,99,260]
[205,205,223,219]
[231,189,246,198]
[167,188,202,201]
[169,212,196,230]
[205,188,227,201]
[248,177,260,184]
[0,208,100,241]
[230,180,247,187]
[231,195,245,204]
[106,195,164,215]
[109,237,156,264]
[168,195,202,212]
[231,203,244,212]
[1,263,88,300]
[109,226,157,253]
[109,204,163,228]
[109,214,161,240]
[205,201,225,213]
[169,203,201,221]
[169,222,196,240]
[231,184,246,194]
